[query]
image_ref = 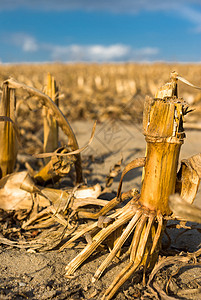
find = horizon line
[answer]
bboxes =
[1,60,201,65]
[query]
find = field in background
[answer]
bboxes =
[0,63,201,123]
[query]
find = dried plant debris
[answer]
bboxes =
[147,248,201,300]
[0,223,67,251]
[0,75,104,252]
[0,68,201,300]
[0,168,106,250]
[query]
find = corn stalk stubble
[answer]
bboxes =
[43,73,59,164]
[0,83,17,178]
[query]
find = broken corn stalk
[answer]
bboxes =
[0,83,17,178]
[43,73,59,163]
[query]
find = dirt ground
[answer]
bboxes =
[1,120,201,300]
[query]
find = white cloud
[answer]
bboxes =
[9,33,38,52]
[48,44,159,62]
[133,47,159,56]
[7,33,159,61]
[50,44,131,61]
[22,37,38,52]
[88,45,130,60]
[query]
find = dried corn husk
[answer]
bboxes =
[0,171,38,210]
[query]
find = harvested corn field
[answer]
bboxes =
[0,63,201,300]
[0,63,201,123]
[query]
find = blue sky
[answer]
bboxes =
[0,0,201,63]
